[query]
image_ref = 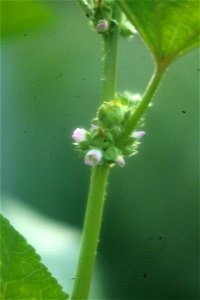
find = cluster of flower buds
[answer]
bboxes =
[72,126,124,167]
[72,94,146,168]
[86,0,114,35]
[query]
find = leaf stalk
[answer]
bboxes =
[117,66,166,147]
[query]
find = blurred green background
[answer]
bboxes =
[1,1,199,299]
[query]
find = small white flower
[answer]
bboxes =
[132,131,146,139]
[72,128,87,143]
[116,155,126,167]
[84,149,102,167]
[96,19,109,33]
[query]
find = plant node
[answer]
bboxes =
[80,0,136,38]
[72,94,146,167]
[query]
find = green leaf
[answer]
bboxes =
[1,0,53,40]
[117,0,200,67]
[0,214,69,299]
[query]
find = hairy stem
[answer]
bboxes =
[117,67,166,147]
[71,164,110,300]
[71,3,121,300]
[100,5,121,102]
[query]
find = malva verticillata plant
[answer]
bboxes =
[1,1,199,299]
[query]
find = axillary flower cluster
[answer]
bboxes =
[72,94,145,167]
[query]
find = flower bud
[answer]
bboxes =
[116,155,126,167]
[104,146,120,162]
[132,131,145,139]
[72,128,87,143]
[84,149,102,167]
[96,19,109,33]
[97,100,125,128]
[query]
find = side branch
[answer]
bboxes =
[116,67,166,147]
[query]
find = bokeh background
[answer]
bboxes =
[1,1,199,299]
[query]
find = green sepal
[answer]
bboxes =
[91,128,114,150]
[121,144,138,157]
[78,140,91,151]
[120,135,138,156]
[93,7,111,27]
[124,137,136,146]
[122,109,133,126]
[110,126,122,138]
[104,146,120,162]
[116,92,142,109]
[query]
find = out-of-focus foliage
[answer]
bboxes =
[117,0,200,66]
[1,196,105,298]
[1,0,53,40]
[0,214,68,299]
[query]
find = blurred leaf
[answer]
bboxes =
[117,0,200,67]
[1,0,53,39]
[0,214,69,299]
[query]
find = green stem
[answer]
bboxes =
[71,3,121,300]
[117,67,166,147]
[77,0,90,12]
[100,4,121,102]
[71,164,110,300]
